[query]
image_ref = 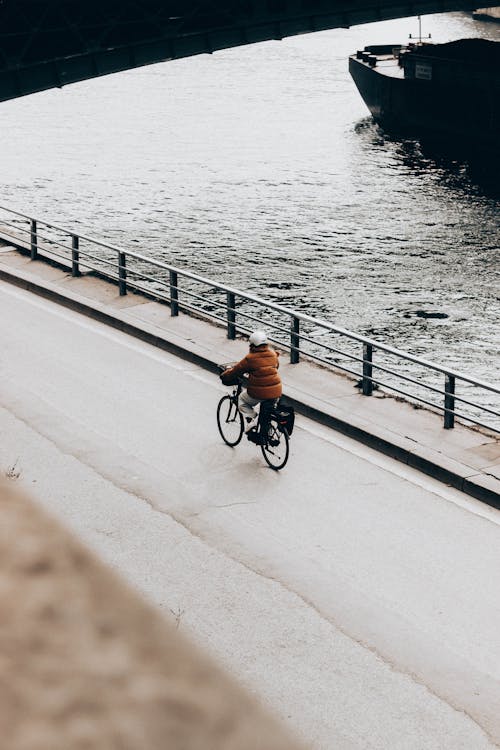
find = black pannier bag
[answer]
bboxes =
[273,400,295,435]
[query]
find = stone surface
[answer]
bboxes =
[0,479,302,750]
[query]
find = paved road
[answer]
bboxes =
[1,279,500,750]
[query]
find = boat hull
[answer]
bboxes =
[349,53,500,154]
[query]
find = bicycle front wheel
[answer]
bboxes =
[217,395,244,446]
[261,419,289,470]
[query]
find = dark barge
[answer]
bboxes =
[349,38,500,154]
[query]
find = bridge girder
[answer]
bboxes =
[0,0,478,102]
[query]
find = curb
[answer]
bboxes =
[1,262,499,511]
[283,395,500,510]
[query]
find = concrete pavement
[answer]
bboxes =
[1,278,500,749]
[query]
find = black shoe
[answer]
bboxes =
[247,428,261,445]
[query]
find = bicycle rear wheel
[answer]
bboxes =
[261,419,289,470]
[217,395,244,446]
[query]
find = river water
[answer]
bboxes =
[0,12,499,412]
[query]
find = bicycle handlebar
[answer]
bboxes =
[218,364,248,387]
[217,362,237,374]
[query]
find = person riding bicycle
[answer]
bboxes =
[220,330,282,434]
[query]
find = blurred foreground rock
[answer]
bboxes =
[0,480,305,750]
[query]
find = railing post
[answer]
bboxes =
[362,343,374,396]
[227,292,236,339]
[290,316,300,364]
[118,251,127,296]
[444,374,455,429]
[169,270,179,316]
[71,234,80,277]
[30,219,38,260]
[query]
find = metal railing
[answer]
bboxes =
[0,204,499,435]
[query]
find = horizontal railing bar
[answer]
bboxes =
[0,222,76,254]
[0,227,91,265]
[0,219,32,236]
[66,246,108,263]
[33,239,76,257]
[0,206,112,245]
[168,297,229,325]
[288,341,362,374]
[373,378,446,412]
[108,260,170,292]
[27,230,74,250]
[34,237,82,254]
[350,369,486,413]
[451,395,500,419]
[305,354,361,380]
[293,331,361,363]
[226,315,290,342]
[223,308,351,351]
[0,205,498,398]
[0,206,36,220]
[159,283,228,309]
[109,268,240,310]
[217,320,363,380]
[0,234,27,251]
[0,228,31,245]
[30,246,72,266]
[230,327,370,383]
[125,276,243,317]
[37,231,96,260]
[368,379,499,431]
[286,345,362,379]
[101,272,181,306]
[122,278,172,302]
[109,264,172,287]
[31,243,114,274]
[372,362,499,417]
[0,213,29,226]
[222,306,295,336]
[450,412,500,435]
[369,362,445,397]
[117,278,237,328]
[76,251,119,269]
[226,306,284,330]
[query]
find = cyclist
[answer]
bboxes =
[220,330,282,434]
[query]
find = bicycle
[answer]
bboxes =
[216,364,291,470]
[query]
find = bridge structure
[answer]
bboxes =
[0,0,478,103]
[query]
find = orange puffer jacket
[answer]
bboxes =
[224,345,282,400]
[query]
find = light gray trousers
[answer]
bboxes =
[238,390,262,420]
